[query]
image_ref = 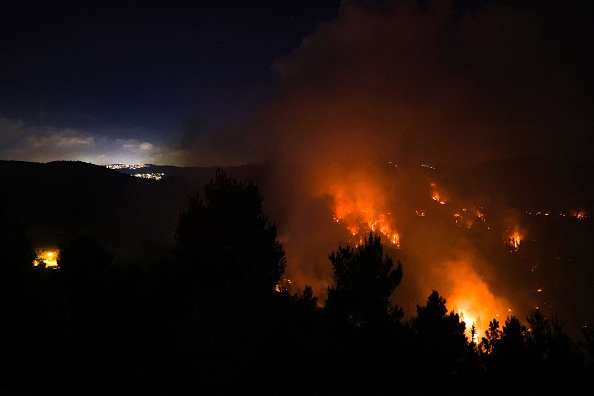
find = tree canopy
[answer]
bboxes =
[174,169,286,292]
[412,290,468,372]
[325,231,403,328]
[0,211,35,284]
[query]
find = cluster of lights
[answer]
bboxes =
[104,164,165,181]
[525,210,587,219]
[133,172,165,180]
[105,164,149,170]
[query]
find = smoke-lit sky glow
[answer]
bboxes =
[0,0,340,164]
[2,0,594,335]
[1,1,592,166]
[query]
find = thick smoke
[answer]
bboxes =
[261,0,592,168]
[197,1,594,329]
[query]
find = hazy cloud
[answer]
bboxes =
[0,117,182,165]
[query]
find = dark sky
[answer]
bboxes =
[0,0,340,164]
[0,0,592,165]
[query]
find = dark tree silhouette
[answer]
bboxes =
[0,211,35,285]
[58,235,113,279]
[479,318,502,356]
[525,309,576,379]
[484,315,529,383]
[526,309,550,357]
[293,285,319,311]
[499,315,528,359]
[325,232,403,328]
[412,290,468,374]
[174,169,286,292]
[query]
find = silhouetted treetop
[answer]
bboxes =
[498,316,528,359]
[415,290,448,326]
[325,232,403,328]
[480,318,502,356]
[413,291,466,340]
[412,290,468,372]
[174,169,286,292]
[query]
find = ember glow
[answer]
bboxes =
[507,230,522,251]
[454,208,486,229]
[33,249,59,268]
[279,161,514,340]
[329,176,401,249]
[430,183,446,205]
[572,210,588,219]
[436,257,512,341]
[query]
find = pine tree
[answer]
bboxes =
[174,169,286,293]
[325,232,403,328]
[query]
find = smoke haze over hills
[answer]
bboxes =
[1,0,593,340]
[3,157,593,339]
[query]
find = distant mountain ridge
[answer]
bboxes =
[1,157,593,262]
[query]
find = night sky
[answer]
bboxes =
[1,0,593,166]
[0,0,340,164]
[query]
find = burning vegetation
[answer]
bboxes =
[2,162,594,394]
[33,248,59,268]
[276,161,514,339]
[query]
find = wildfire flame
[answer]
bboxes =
[430,182,446,204]
[33,249,59,268]
[571,210,587,219]
[453,208,486,228]
[328,174,401,248]
[309,165,511,340]
[334,211,401,249]
[441,259,512,343]
[507,231,521,251]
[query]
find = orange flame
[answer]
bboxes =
[33,248,59,268]
[507,231,521,251]
[570,210,587,219]
[430,182,446,204]
[438,258,512,343]
[328,174,401,248]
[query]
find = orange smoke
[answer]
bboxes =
[327,170,401,248]
[430,256,512,341]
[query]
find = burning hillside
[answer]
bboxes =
[269,161,508,338]
[237,1,589,337]
[266,158,594,339]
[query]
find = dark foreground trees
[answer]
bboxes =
[174,169,286,293]
[2,172,594,395]
[325,231,403,329]
[411,290,468,376]
[0,210,35,285]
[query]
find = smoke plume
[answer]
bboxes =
[203,1,594,330]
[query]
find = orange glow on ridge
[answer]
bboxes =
[327,171,401,248]
[440,259,511,343]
